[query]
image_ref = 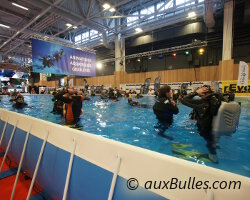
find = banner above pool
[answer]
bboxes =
[32,39,96,76]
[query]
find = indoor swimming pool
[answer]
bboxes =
[0,95,249,177]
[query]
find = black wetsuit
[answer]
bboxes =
[182,92,222,154]
[128,98,148,108]
[153,97,179,124]
[12,102,28,109]
[52,92,65,115]
[61,95,83,124]
[101,93,109,99]
[223,93,235,102]
[153,97,179,139]
[128,98,138,106]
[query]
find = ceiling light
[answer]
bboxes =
[97,62,103,69]
[135,28,143,33]
[66,23,72,27]
[12,3,29,10]
[73,26,77,29]
[187,12,196,18]
[109,8,116,12]
[0,24,10,29]
[103,3,111,10]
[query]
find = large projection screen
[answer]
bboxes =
[32,39,96,77]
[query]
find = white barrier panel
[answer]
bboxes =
[0,109,249,200]
[121,81,223,94]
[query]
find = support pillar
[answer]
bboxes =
[115,34,125,72]
[222,0,233,60]
[114,34,126,88]
[121,37,126,72]
[220,0,234,80]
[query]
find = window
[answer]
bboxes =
[90,30,99,39]
[140,5,155,20]
[127,11,139,26]
[156,1,173,16]
[198,0,204,8]
[82,32,89,41]
[176,0,185,6]
[75,34,81,44]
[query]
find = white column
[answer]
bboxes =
[115,34,122,72]
[115,34,126,72]
[222,0,234,61]
[121,37,126,72]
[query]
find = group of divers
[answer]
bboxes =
[2,84,239,163]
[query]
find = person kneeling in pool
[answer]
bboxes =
[61,88,84,125]
[128,94,148,108]
[12,94,28,109]
[153,86,179,140]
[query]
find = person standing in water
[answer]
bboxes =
[12,94,28,109]
[153,86,179,140]
[182,85,222,163]
[61,88,84,125]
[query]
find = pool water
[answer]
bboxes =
[0,95,250,177]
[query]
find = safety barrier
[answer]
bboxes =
[0,108,249,200]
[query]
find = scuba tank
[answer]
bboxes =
[212,101,241,137]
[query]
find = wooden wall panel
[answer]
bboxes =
[79,75,114,86]
[75,78,84,86]
[72,62,250,87]
[127,73,135,83]
[220,60,234,80]
[38,80,56,87]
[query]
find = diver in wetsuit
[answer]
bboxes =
[61,88,84,125]
[12,95,28,109]
[153,86,179,140]
[52,90,66,115]
[10,89,18,102]
[128,95,148,108]
[53,49,64,62]
[10,89,19,102]
[182,85,222,162]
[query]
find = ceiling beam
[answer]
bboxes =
[0,6,29,20]
[41,0,107,32]
[74,0,86,18]
[0,34,27,42]
[89,0,138,19]
[87,0,95,18]
[3,15,61,55]
[0,0,64,51]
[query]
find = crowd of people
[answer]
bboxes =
[1,83,239,163]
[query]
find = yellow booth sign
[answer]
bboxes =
[222,80,250,97]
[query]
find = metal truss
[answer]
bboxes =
[31,34,95,54]
[99,40,207,63]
